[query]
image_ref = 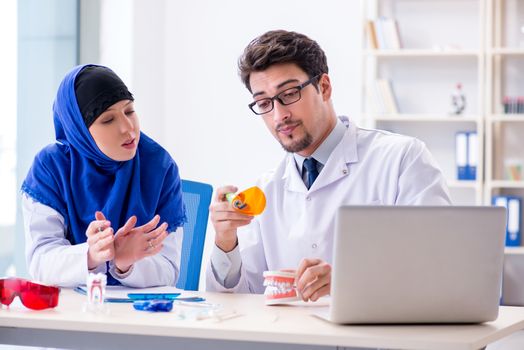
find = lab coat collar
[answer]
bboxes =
[283,119,359,193]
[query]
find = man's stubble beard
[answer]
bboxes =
[278,131,313,153]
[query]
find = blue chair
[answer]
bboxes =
[176,179,213,291]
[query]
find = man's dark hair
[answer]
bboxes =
[238,30,329,92]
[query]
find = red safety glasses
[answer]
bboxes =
[0,278,60,310]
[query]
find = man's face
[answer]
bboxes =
[248,63,333,156]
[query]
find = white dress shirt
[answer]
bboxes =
[22,194,183,288]
[207,116,451,293]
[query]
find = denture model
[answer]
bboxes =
[263,270,300,305]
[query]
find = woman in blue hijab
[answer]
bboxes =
[21,64,186,288]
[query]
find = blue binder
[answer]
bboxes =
[455,131,478,181]
[466,132,478,180]
[492,196,521,246]
[455,132,468,180]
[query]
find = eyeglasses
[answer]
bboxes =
[248,74,321,115]
[0,278,60,310]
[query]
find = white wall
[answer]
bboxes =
[160,1,363,188]
[96,0,364,188]
[95,0,363,289]
[96,0,362,187]
[99,0,134,87]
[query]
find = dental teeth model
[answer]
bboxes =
[263,271,300,305]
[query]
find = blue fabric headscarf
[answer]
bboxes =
[22,64,186,269]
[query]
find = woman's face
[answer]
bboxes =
[88,100,140,161]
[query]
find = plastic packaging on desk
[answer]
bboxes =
[225,186,266,216]
[133,299,173,312]
[171,300,241,322]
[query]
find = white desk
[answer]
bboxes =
[1,289,524,350]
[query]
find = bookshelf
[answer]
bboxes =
[362,0,486,205]
[362,0,524,246]
[485,0,524,251]
[486,0,524,213]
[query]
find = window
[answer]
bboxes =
[0,0,17,275]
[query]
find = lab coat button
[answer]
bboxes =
[306,196,311,201]
[312,243,318,249]
[342,169,348,175]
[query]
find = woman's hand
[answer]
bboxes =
[86,211,114,269]
[113,214,169,273]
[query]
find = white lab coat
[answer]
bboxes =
[206,120,451,293]
[22,194,183,288]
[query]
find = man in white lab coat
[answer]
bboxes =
[206,30,451,300]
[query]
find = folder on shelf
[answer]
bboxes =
[492,196,522,247]
[455,132,468,180]
[467,132,478,180]
[455,131,477,181]
[508,198,522,246]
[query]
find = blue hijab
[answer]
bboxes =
[22,64,186,260]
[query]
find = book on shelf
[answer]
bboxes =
[502,96,524,114]
[365,20,378,49]
[455,131,477,181]
[367,17,402,50]
[505,161,523,181]
[366,79,399,115]
[367,82,385,114]
[492,196,521,247]
[393,20,402,49]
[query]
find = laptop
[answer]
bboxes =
[315,205,506,324]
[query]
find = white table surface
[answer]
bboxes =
[1,289,524,350]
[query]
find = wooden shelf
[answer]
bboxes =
[364,49,481,58]
[488,181,524,189]
[489,48,524,56]
[489,115,524,122]
[505,246,524,254]
[447,180,481,189]
[372,114,481,122]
